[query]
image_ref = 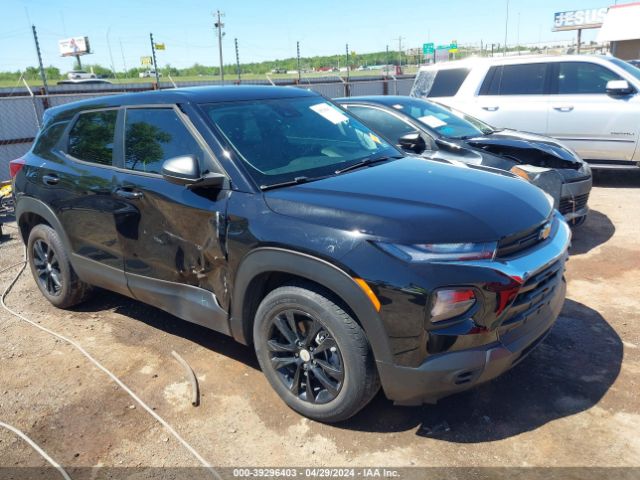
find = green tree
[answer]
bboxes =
[125,122,171,170]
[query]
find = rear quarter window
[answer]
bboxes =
[411,68,469,98]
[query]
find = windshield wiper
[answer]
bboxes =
[260,176,310,191]
[334,154,402,175]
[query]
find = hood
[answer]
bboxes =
[264,157,553,245]
[463,129,583,169]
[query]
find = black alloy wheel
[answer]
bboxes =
[32,238,63,296]
[267,309,344,404]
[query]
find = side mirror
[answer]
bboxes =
[161,155,226,188]
[606,79,634,96]
[398,132,427,154]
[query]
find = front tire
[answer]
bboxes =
[27,224,92,308]
[253,283,380,423]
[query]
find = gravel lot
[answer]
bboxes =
[0,171,639,477]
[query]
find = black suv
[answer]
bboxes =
[11,86,571,422]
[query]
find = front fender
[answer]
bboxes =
[229,247,394,364]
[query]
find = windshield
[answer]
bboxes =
[608,57,640,83]
[389,98,493,139]
[202,96,399,187]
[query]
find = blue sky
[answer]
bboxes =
[2,0,620,72]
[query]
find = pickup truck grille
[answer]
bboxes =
[559,193,589,215]
[496,221,548,258]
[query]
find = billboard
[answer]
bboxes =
[553,7,608,31]
[58,36,91,57]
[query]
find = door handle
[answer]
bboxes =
[481,106,499,111]
[114,188,144,200]
[553,105,574,112]
[42,174,59,185]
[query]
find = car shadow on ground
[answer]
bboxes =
[592,168,640,188]
[569,209,615,256]
[71,290,262,371]
[73,291,621,442]
[340,298,622,441]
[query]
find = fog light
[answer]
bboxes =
[430,288,476,323]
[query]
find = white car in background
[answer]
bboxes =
[411,55,640,169]
[67,70,96,80]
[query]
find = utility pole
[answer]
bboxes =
[234,38,241,83]
[385,44,389,75]
[106,26,117,79]
[503,0,509,56]
[119,38,128,74]
[296,41,301,82]
[516,12,522,55]
[31,25,48,95]
[214,10,225,83]
[150,32,160,86]
[345,43,350,80]
[394,36,403,72]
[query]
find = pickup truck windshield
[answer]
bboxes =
[202,97,398,187]
[390,98,494,138]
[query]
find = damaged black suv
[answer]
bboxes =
[11,86,571,422]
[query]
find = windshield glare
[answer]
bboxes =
[608,57,640,83]
[392,98,493,138]
[202,96,398,187]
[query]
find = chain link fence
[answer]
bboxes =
[0,75,416,181]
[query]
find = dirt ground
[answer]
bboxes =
[0,170,639,478]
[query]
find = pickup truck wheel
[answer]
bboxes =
[27,224,92,308]
[254,283,380,423]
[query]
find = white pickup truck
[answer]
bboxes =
[411,55,640,169]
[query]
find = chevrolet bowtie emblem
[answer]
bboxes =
[539,222,552,241]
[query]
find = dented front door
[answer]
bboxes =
[113,105,231,333]
[114,170,231,331]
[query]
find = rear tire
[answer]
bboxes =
[253,282,380,423]
[27,224,92,308]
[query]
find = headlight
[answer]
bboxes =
[430,288,477,323]
[375,241,497,262]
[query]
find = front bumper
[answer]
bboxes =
[376,216,571,406]
[559,177,592,222]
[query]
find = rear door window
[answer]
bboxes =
[123,108,207,174]
[479,63,547,95]
[67,110,118,166]
[555,62,622,94]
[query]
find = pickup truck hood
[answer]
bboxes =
[462,129,583,169]
[264,157,553,245]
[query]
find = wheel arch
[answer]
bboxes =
[229,247,393,364]
[16,197,72,252]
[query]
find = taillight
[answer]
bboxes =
[9,157,25,178]
[430,288,476,323]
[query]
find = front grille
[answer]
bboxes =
[559,193,589,215]
[496,221,548,258]
[501,260,563,327]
